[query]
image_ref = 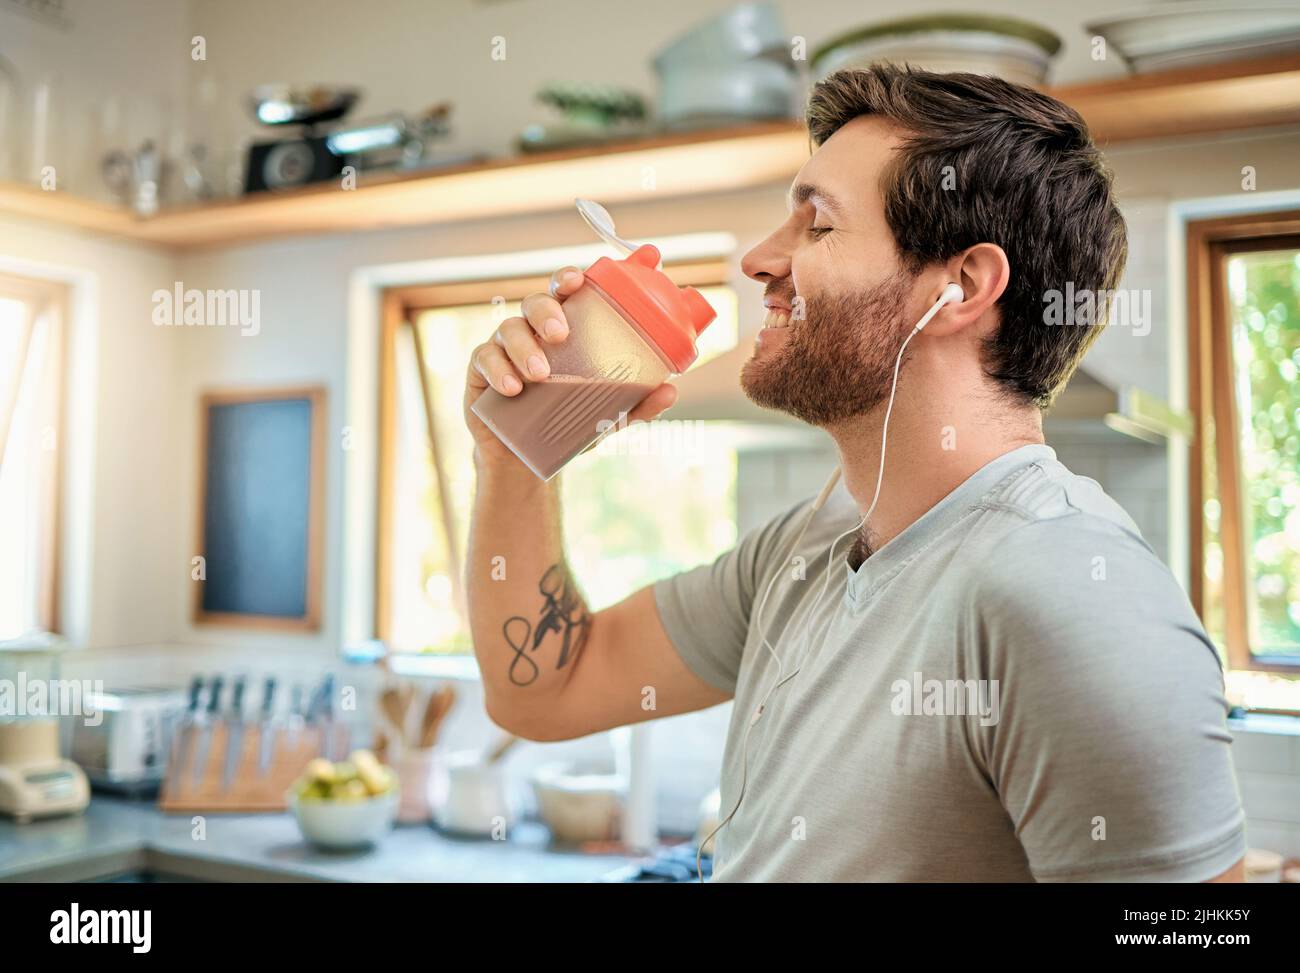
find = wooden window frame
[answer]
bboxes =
[0,274,69,636]
[373,260,728,646]
[1187,208,1300,673]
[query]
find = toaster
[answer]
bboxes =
[70,687,187,794]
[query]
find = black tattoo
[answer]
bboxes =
[504,564,591,687]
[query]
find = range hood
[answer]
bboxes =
[1040,367,1194,445]
[666,343,1193,445]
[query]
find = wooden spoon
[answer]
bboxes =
[419,685,456,748]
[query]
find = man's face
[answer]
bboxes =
[740,116,919,426]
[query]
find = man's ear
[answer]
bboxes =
[923,243,1010,337]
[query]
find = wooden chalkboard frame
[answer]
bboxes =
[193,386,326,630]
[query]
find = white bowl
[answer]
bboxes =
[531,762,625,845]
[812,15,1061,88]
[287,788,399,850]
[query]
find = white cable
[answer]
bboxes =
[696,287,957,883]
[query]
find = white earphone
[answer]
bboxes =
[696,282,965,882]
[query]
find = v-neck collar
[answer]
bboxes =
[841,444,1056,607]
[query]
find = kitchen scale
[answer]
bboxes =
[0,717,89,822]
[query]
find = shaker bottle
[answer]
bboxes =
[471,243,716,480]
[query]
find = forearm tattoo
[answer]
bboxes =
[504,564,591,687]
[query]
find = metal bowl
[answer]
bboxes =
[248,84,361,128]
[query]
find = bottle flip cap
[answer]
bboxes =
[584,244,716,374]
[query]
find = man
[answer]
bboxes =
[462,65,1246,882]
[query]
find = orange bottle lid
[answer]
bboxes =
[583,244,716,374]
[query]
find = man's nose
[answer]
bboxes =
[741,231,792,284]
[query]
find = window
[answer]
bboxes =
[0,274,66,642]
[377,264,740,655]
[1189,210,1300,681]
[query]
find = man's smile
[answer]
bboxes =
[757,294,795,352]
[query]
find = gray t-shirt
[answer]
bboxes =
[654,444,1245,882]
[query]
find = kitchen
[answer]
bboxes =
[1,0,1299,928]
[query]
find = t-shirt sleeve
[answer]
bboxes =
[971,516,1246,883]
[652,498,813,696]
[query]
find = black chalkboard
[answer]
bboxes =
[196,388,324,628]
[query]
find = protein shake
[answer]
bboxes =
[471,243,716,480]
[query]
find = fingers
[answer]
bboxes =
[624,383,677,423]
[495,316,550,381]
[470,268,583,398]
[548,266,584,300]
[470,340,523,396]
[468,267,581,396]
[517,266,582,345]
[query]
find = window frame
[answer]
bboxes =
[0,273,69,638]
[373,260,729,649]
[1187,207,1300,674]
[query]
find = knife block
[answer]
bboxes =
[158,721,331,813]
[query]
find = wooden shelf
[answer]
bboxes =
[6,54,1300,252]
[1053,52,1300,143]
[4,121,810,252]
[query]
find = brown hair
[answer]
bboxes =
[806,64,1128,407]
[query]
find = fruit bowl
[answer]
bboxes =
[287,751,400,850]
[288,788,399,850]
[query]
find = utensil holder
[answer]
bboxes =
[395,746,443,824]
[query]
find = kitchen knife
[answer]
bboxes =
[310,674,336,760]
[285,683,306,750]
[320,674,342,761]
[221,675,248,792]
[256,676,277,775]
[190,675,223,790]
[171,674,204,789]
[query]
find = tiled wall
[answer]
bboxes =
[1047,436,1170,564]
[1231,718,1300,859]
[737,444,842,530]
[1046,197,1177,566]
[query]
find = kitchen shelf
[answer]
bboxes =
[1052,51,1300,143]
[3,121,811,251]
[5,53,1300,251]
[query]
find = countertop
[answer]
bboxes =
[0,796,636,883]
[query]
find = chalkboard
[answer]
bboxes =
[195,388,324,629]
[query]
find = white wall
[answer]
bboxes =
[0,0,194,196]
[0,0,194,653]
[182,0,1148,163]
[0,217,181,650]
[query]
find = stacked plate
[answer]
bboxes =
[1088,1,1300,74]
[811,14,1062,87]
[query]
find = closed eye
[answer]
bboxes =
[809,225,833,238]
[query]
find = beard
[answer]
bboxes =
[740,270,916,426]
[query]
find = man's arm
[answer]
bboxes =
[975,516,1248,883]
[466,454,730,741]
[462,268,730,742]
